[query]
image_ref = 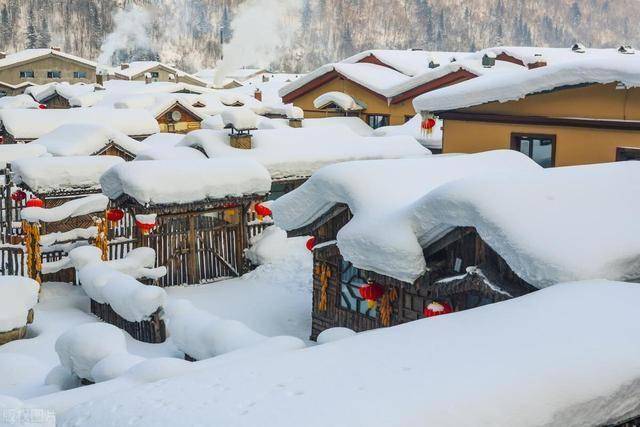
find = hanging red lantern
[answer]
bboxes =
[421,117,437,135]
[106,209,125,223]
[10,190,26,202]
[359,280,385,308]
[305,236,316,251]
[38,104,46,110]
[135,215,156,235]
[25,197,44,208]
[255,203,272,217]
[423,301,453,318]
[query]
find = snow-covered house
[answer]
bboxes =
[273,152,640,338]
[0,48,97,96]
[100,158,272,286]
[178,125,430,199]
[278,49,525,129]
[413,55,640,166]
[25,82,100,109]
[0,108,160,143]
[112,62,209,88]
[32,123,148,160]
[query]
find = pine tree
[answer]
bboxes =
[25,8,38,49]
[219,5,232,44]
[38,16,51,48]
[0,6,10,46]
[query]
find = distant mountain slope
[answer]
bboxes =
[0,0,638,73]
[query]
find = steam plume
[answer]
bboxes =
[97,5,153,65]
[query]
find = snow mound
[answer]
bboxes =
[21,194,108,223]
[90,353,146,383]
[374,114,442,149]
[272,150,542,283]
[11,156,124,193]
[313,91,363,111]
[100,158,272,205]
[0,276,39,331]
[0,144,47,169]
[55,323,127,381]
[0,94,41,109]
[246,225,307,265]
[220,107,258,130]
[165,299,269,360]
[316,327,357,344]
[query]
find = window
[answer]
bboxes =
[19,70,34,78]
[73,71,87,79]
[150,72,159,78]
[366,114,389,129]
[616,147,640,161]
[47,71,62,79]
[511,133,555,168]
[339,260,376,318]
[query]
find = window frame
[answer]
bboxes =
[338,259,377,318]
[616,146,640,161]
[365,114,390,129]
[47,70,62,79]
[73,71,87,79]
[510,132,556,168]
[150,71,160,79]
[19,70,34,78]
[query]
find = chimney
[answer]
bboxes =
[288,118,302,128]
[120,63,129,70]
[261,74,270,82]
[428,60,440,69]
[0,52,6,60]
[254,88,262,102]
[96,74,103,86]
[287,106,303,127]
[144,72,151,84]
[571,43,586,53]
[482,53,496,68]
[50,46,61,52]
[618,45,635,55]
[229,130,252,149]
[527,53,547,69]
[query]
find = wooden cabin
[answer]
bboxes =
[155,101,204,133]
[113,61,209,87]
[274,152,640,340]
[413,54,640,167]
[101,158,272,286]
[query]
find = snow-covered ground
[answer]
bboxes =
[0,228,313,402]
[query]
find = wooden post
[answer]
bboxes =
[187,214,198,284]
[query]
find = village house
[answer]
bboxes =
[0,108,159,143]
[111,61,209,88]
[24,82,101,109]
[272,151,640,339]
[278,49,532,129]
[413,54,640,166]
[0,48,97,96]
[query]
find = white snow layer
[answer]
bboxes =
[57,281,640,427]
[11,156,124,193]
[411,160,640,287]
[0,94,41,109]
[373,114,442,149]
[179,127,429,180]
[0,276,39,331]
[0,108,160,139]
[313,91,363,110]
[0,144,47,169]
[54,323,127,381]
[100,158,271,205]
[220,107,259,130]
[273,150,542,283]
[20,194,108,223]
[32,123,148,157]
[412,56,640,112]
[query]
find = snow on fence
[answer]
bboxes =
[0,276,39,345]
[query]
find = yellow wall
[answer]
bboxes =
[158,121,201,133]
[290,75,415,126]
[0,56,95,87]
[442,83,640,166]
[124,65,205,87]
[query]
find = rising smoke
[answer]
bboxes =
[213,0,301,87]
[97,4,154,66]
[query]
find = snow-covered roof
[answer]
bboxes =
[112,61,209,86]
[0,108,160,139]
[0,94,41,109]
[109,93,207,120]
[342,49,472,76]
[220,107,258,130]
[25,82,98,102]
[273,150,541,283]
[141,133,185,147]
[21,194,109,223]
[0,48,97,70]
[0,144,47,169]
[100,159,272,205]
[413,56,640,112]
[135,145,207,161]
[0,276,39,332]
[477,45,639,66]
[12,156,125,193]
[373,114,442,149]
[411,160,640,287]
[32,123,149,157]
[58,280,640,427]
[178,126,430,180]
[313,91,364,111]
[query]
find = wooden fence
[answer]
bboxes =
[90,300,166,343]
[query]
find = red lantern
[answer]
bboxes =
[421,117,436,133]
[255,203,272,217]
[10,190,26,202]
[135,215,156,235]
[38,104,46,110]
[359,280,385,308]
[423,301,453,318]
[306,236,316,251]
[25,197,44,208]
[106,209,125,223]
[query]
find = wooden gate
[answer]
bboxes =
[147,211,244,286]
